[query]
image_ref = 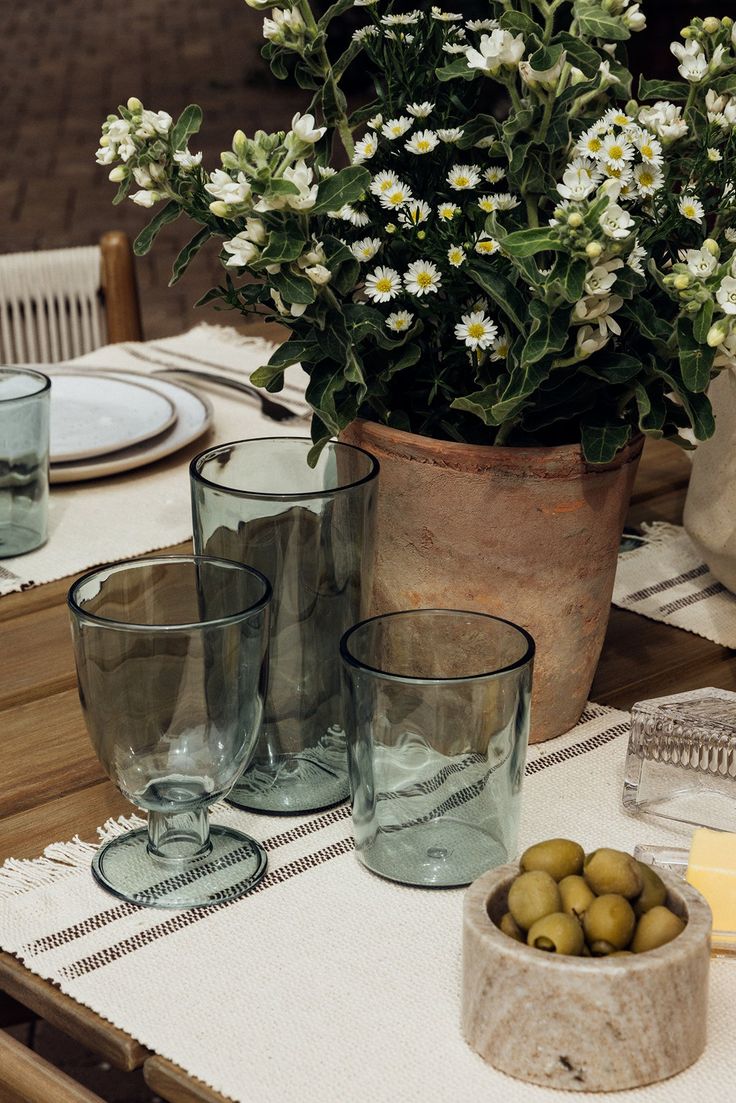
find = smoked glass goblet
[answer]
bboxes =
[68,555,271,908]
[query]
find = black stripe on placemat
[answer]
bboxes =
[58,837,355,979]
[659,582,729,617]
[621,563,709,604]
[24,805,351,956]
[525,722,630,776]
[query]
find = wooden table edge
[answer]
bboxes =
[144,1055,232,1103]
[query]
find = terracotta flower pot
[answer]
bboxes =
[340,420,643,743]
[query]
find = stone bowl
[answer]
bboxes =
[462,863,712,1092]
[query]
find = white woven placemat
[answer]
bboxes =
[614,523,736,648]
[1,703,733,1102]
[0,324,310,596]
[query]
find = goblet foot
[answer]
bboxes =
[92,825,267,909]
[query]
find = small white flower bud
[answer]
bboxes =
[674,274,691,290]
[127,97,143,113]
[703,17,720,34]
[567,213,583,229]
[209,200,229,216]
[703,239,720,257]
[707,321,730,347]
[586,242,603,259]
[108,166,127,182]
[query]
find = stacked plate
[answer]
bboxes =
[47,370,213,483]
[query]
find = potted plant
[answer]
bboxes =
[97,2,736,740]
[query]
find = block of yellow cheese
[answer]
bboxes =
[686,827,736,944]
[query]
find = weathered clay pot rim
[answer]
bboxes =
[467,863,712,974]
[344,419,645,479]
[340,608,535,684]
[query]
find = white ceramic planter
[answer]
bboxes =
[684,367,736,593]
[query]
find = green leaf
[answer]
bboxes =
[678,315,715,393]
[256,229,307,268]
[384,343,421,377]
[581,421,632,464]
[170,105,203,151]
[436,57,475,82]
[317,0,354,30]
[584,351,642,383]
[547,256,586,303]
[311,166,370,214]
[250,338,319,389]
[574,3,630,41]
[266,178,301,198]
[466,265,527,335]
[635,384,666,437]
[271,269,316,306]
[620,297,671,345]
[194,286,225,308]
[502,227,565,258]
[133,200,181,256]
[450,387,497,426]
[112,178,131,206]
[552,32,602,77]
[637,77,689,102]
[521,302,570,369]
[499,10,540,38]
[529,43,565,72]
[457,114,500,151]
[693,300,714,345]
[169,227,210,286]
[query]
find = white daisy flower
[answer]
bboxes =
[317,166,337,180]
[173,149,203,170]
[336,204,371,227]
[443,42,467,54]
[431,8,462,22]
[351,237,382,262]
[494,192,520,211]
[484,166,506,184]
[455,310,498,350]
[467,18,498,31]
[399,199,431,226]
[633,162,664,197]
[636,132,663,166]
[386,310,415,332]
[678,195,705,224]
[379,184,413,210]
[365,266,402,303]
[366,113,383,130]
[404,259,442,296]
[601,132,635,170]
[447,245,467,267]
[406,101,435,118]
[575,126,605,159]
[627,240,647,276]
[353,134,378,163]
[405,129,440,155]
[437,127,464,143]
[475,234,500,256]
[353,25,379,43]
[437,202,461,221]
[603,108,634,129]
[490,333,509,361]
[381,116,413,140]
[381,11,420,24]
[478,195,498,213]
[370,170,401,196]
[708,147,723,162]
[726,228,736,244]
[448,164,481,190]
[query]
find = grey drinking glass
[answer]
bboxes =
[340,610,534,887]
[190,437,378,814]
[68,555,271,909]
[0,367,50,557]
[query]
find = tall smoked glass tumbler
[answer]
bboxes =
[0,368,50,557]
[340,610,534,887]
[68,555,272,909]
[191,438,378,814]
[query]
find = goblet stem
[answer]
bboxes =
[146,807,213,861]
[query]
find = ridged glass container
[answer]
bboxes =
[191,437,378,814]
[0,367,50,557]
[340,609,534,887]
[623,687,736,831]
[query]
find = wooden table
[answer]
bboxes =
[1,439,734,1103]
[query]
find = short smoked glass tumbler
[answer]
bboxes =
[190,438,378,814]
[340,610,534,887]
[0,367,50,557]
[68,555,272,909]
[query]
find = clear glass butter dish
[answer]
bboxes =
[623,688,736,832]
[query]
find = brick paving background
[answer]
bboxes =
[0,1,716,1099]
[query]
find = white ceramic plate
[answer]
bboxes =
[50,373,177,462]
[49,371,213,483]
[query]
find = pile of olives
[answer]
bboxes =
[497,839,686,957]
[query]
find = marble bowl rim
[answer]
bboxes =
[466,861,713,973]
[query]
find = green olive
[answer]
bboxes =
[633,863,668,917]
[499,911,524,943]
[584,848,643,899]
[507,870,562,931]
[631,906,686,953]
[583,894,636,954]
[558,875,596,919]
[527,912,585,956]
[520,839,585,882]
